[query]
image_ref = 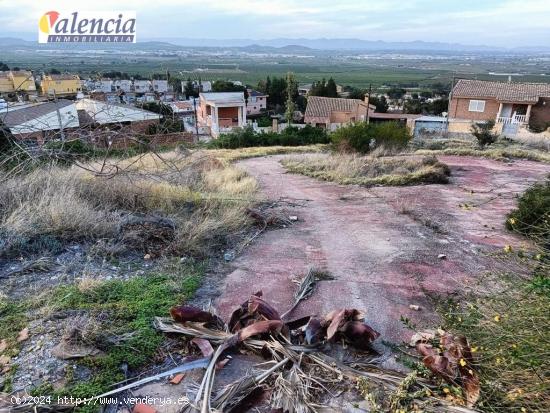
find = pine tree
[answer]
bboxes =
[326,77,338,97]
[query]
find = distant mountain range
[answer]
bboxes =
[1,35,550,53]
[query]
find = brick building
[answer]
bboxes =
[449,79,550,134]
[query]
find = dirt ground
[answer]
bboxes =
[214,155,550,358]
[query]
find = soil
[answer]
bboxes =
[214,155,550,363]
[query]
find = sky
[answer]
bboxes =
[0,0,549,47]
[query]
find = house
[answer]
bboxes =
[298,84,312,96]
[1,99,79,141]
[41,74,81,96]
[99,79,114,93]
[170,100,197,125]
[197,92,247,137]
[114,80,132,93]
[199,81,212,92]
[246,89,268,115]
[449,79,550,135]
[9,71,37,94]
[134,80,151,93]
[304,96,375,130]
[75,98,160,134]
[0,72,15,95]
[152,80,169,93]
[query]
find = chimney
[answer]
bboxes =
[508,75,512,83]
[364,94,369,106]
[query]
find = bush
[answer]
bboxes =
[471,120,498,148]
[330,121,410,153]
[506,179,550,246]
[209,125,329,149]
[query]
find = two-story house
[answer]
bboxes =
[197,92,247,137]
[246,89,268,116]
[41,74,81,97]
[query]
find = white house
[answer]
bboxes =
[99,79,114,93]
[134,80,151,93]
[152,80,169,93]
[197,92,246,138]
[114,80,132,93]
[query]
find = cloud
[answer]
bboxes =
[0,0,548,46]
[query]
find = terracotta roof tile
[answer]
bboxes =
[305,96,365,118]
[452,79,550,103]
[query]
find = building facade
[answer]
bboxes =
[197,92,246,137]
[41,74,81,96]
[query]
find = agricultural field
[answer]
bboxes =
[3,41,550,90]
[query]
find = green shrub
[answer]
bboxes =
[506,179,550,246]
[471,120,498,148]
[330,121,410,153]
[209,125,329,149]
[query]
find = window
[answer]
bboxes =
[468,100,486,112]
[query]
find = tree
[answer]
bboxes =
[403,99,422,114]
[0,62,9,71]
[347,88,365,100]
[49,68,61,74]
[285,72,297,123]
[184,78,198,99]
[430,98,449,115]
[471,120,498,148]
[310,78,327,97]
[387,87,406,100]
[326,77,338,97]
[369,96,389,113]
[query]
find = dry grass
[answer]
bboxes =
[414,137,550,163]
[0,149,259,258]
[281,153,451,187]
[206,144,328,163]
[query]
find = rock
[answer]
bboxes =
[409,304,421,311]
[437,254,447,260]
[0,355,11,367]
[17,327,29,342]
[289,216,298,222]
[0,339,7,353]
[224,251,235,262]
[51,342,101,360]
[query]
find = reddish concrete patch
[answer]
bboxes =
[215,155,549,353]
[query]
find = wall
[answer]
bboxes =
[449,97,500,121]
[218,106,239,119]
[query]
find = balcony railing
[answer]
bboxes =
[497,115,527,124]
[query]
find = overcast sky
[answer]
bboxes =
[0,0,548,47]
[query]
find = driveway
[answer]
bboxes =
[214,155,549,350]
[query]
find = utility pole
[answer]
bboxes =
[365,83,372,124]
